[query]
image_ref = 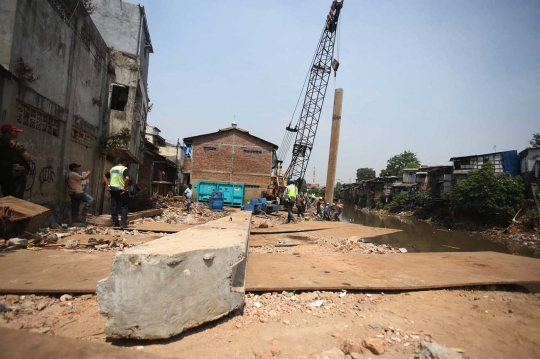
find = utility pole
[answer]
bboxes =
[325,88,344,205]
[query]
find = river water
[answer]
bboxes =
[341,207,537,258]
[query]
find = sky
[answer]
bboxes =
[138,0,540,184]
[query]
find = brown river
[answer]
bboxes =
[341,206,538,258]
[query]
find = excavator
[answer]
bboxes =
[264,0,344,199]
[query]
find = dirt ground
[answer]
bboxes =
[1,288,539,359]
[1,204,540,358]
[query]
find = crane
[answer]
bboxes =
[265,0,344,199]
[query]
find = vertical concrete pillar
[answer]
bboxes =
[325,88,343,205]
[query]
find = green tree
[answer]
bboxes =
[530,133,540,148]
[356,167,376,180]
[334,182,344,200]
[383,150,420,177]
[309,187,321,196]
[450,162,524,223]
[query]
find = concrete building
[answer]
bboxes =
[449,150,519,184]
[518,148,540,199]
[90,0,153,173]
[182,123,278,201]
[140,125,179,195]
[0,0,111,221]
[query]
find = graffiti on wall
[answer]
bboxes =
[25,160,36,191]
[39,165,56,195]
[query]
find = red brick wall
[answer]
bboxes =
[188,129,274,201]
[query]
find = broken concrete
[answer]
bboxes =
[97,211,251,339]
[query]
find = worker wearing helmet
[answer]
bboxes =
[283,179,298,223]
[323,202,331,221]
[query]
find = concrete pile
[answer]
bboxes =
[97,212,251,339]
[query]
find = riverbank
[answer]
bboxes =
[343,206,540,258]
[2,208,540,359]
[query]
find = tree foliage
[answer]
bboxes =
[530,133,540,148]
[450,162,524,223]
[333,182,344,200]
[356,167,376,180]
[383,150,420,177]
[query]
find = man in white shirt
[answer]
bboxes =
[184,184,193,212]
[67,163,93,223]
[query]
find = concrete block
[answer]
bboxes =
[97,212,251,339]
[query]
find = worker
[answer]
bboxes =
[283,179,298,223]
[316,196,323,217]
[66,163,93,223]
[103,157,130,228]
[297,192,306,219]
[0,124,31,199]
[323,202,331,221]
[332,202,341,221]
[184,184,193,212]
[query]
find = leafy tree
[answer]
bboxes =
[309,187,321,196]
[356,167,376,180]
[333,182,344,200]
[386,192,409,212]
[450,162,524,223]
[383,150,420,177]
[530,133,540,148]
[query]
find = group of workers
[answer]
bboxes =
[282,179,342,223]
[0,123,132,228]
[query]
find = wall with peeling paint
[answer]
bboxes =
[0,0,110,223]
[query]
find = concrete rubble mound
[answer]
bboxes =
[97,212,251,339]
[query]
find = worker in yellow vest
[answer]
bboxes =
[283,179,298,224]
[103,157,130,228]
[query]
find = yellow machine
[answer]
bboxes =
[264,174,287,199]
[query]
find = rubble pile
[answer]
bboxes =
[0,294,98,336]
[236,291,430,356]
[250,235,407,255]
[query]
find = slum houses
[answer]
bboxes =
[0,0,187,224]
[344,149,540,207]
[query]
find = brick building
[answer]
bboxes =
[182,123,278,201]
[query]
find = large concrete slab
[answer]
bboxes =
[246,252,540,291]
[0,327,167,359]
[97,212,251,339]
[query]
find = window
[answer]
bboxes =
[460,158,470,165]
[17,101,60,137]
[483,156,490,163]
[244,149,262,154]
[245,185,261,188]
[204,147,217,151]
[110,85,129,111]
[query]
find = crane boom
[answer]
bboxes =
[284,0,343,183]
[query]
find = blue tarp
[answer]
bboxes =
[501,150,519,176]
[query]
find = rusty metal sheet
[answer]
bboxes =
[245,252,540,291]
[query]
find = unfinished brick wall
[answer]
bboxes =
[185,129,275,201]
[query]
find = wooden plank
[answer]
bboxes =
[128,223,192,233]
[0,250,114,294]
[245,252,540,291]
[0,327,166,359]
[86,209,164,226]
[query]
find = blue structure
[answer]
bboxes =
[208,190,224,212]
[194,181,245,207]
[242,198,280,214]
